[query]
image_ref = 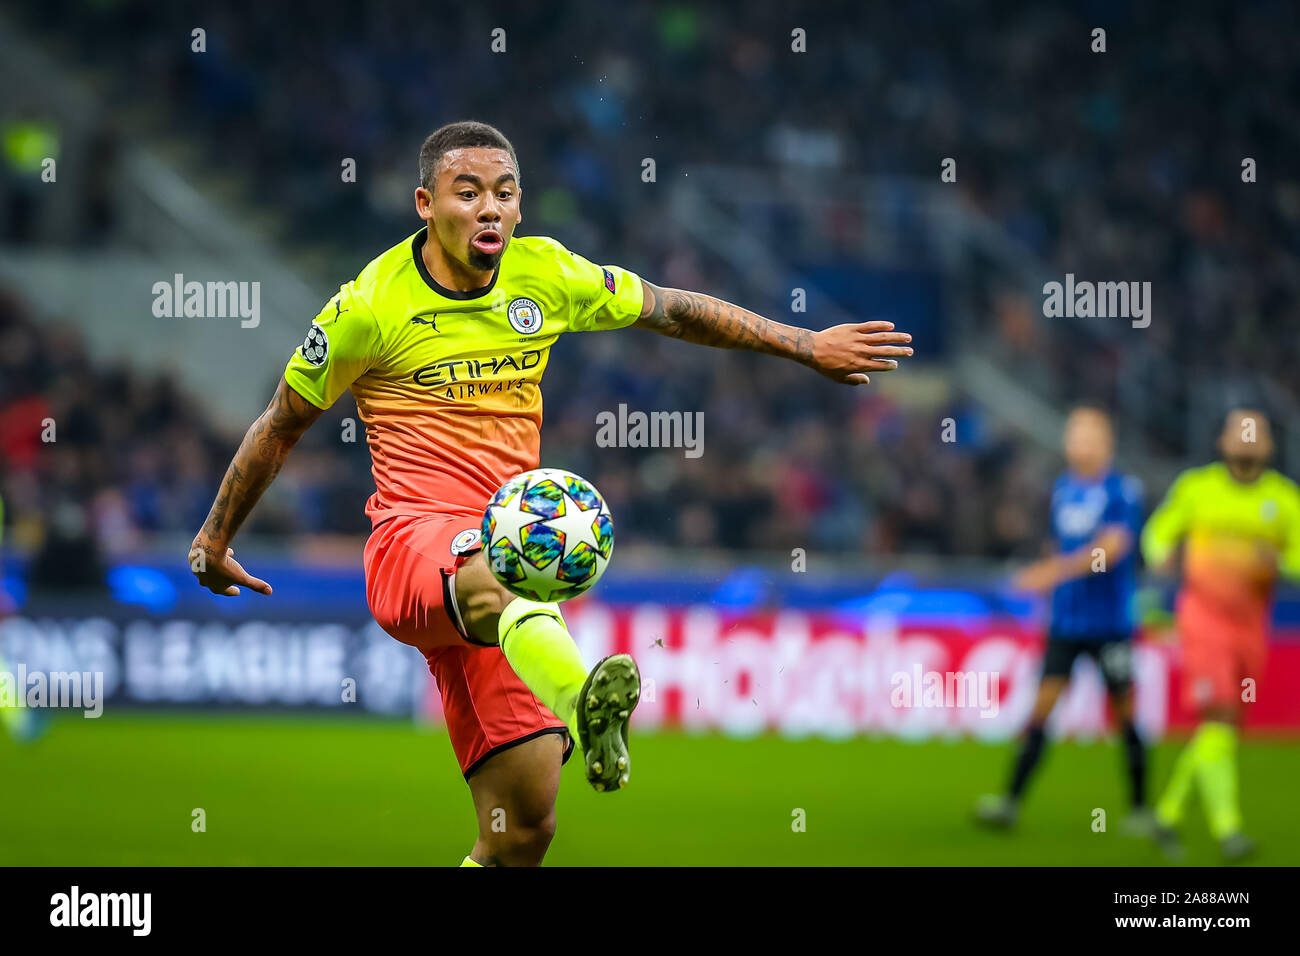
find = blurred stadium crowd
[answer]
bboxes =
[5,0,1298,569]
[0,286,373,584]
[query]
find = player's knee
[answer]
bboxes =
[454,556,518,645]
[459,585,513,644]
[486,814,557,865]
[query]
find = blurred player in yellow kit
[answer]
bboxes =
[1141,409,1300,860]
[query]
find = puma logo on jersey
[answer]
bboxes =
[333,297,349,319]
[410,304,497,333]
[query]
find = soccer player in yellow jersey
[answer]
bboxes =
[187,120,914,865]
[1142,409,1300,860]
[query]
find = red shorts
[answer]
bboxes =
[1175,590,1268,712]
[364,512,573,777]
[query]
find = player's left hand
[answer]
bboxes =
[809,321,913,385]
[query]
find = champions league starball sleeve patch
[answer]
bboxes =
[283,282,383,410]
[300,324,329,366]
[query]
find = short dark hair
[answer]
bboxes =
[418,121,519,191]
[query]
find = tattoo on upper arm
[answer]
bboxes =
[638,278,657,319]
[252,382,317,458]
[267,379,323,441]
[637,281,814,363]
[202,379,322,543]
[636,279,672,332]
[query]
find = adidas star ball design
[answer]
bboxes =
[481,468,615,602]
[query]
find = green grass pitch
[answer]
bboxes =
[2,712,1297,865]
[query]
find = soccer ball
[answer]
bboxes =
[481,468,615,602]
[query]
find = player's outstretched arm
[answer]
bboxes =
[1140,473,1194,575]
[633,279,912,385]
[189,376,325,596]
[1013,526,1133,593]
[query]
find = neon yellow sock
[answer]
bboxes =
[498,598,586,739]
[1155,728,1203,827]
[460,855,483,867]
[1193,721,1242,839]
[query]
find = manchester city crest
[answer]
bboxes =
[507,297,543,335]
[450,528,483,556]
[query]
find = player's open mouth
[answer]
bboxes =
[471,231,503,254]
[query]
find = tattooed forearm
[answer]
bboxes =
[198,377,324,548]
[635,279,815,365]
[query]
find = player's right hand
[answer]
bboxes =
[189,539,273,597]
[1011,559,1060,594]
[809,321,913,385]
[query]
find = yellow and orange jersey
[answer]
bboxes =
[1141,462,1300,615]
[283,229,644,526]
